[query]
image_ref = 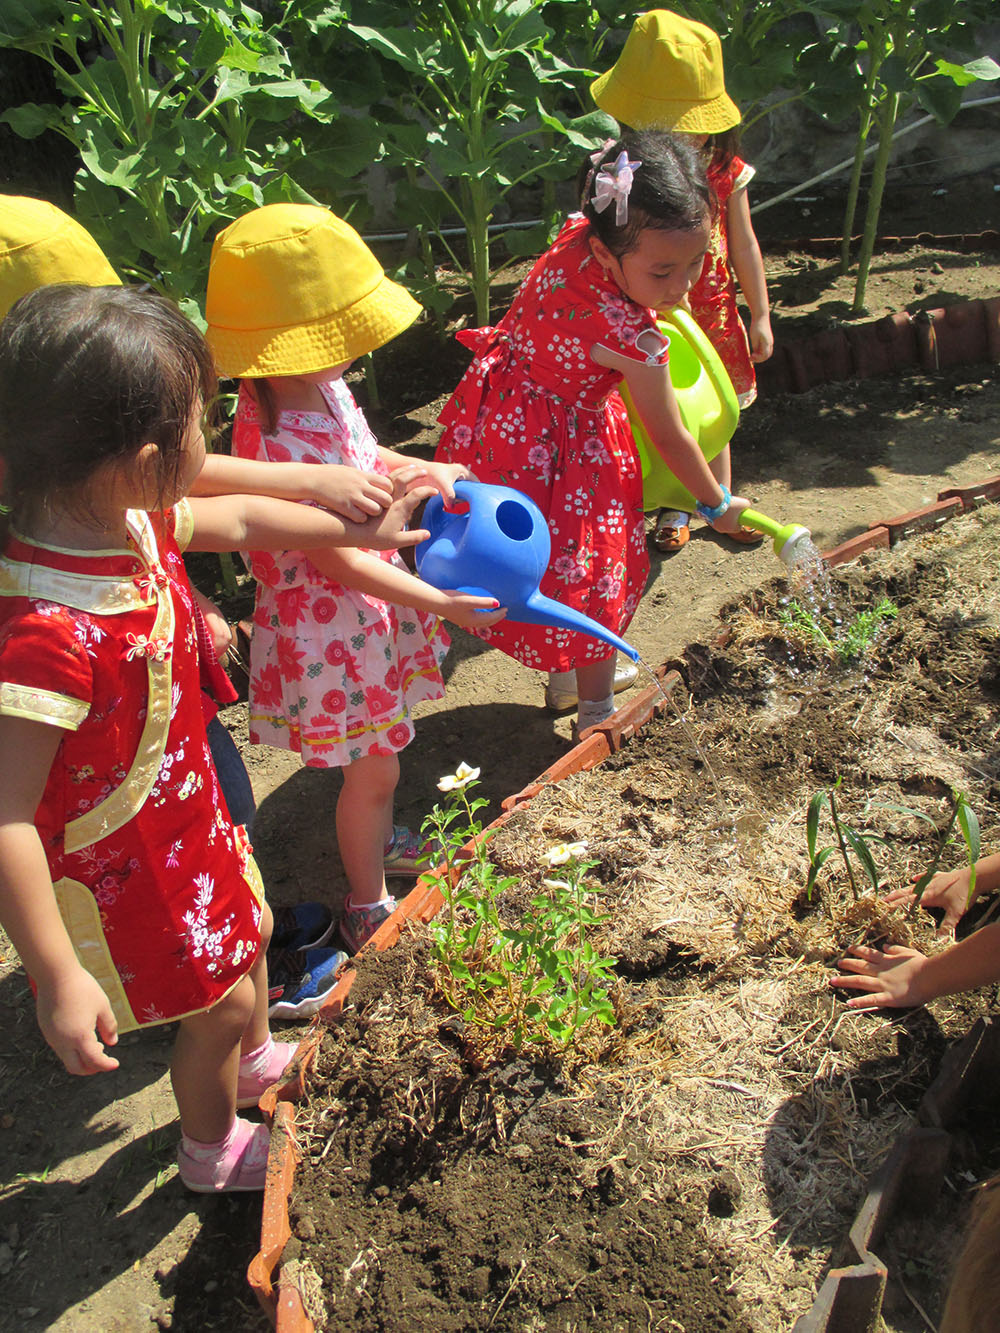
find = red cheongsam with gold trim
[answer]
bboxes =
[0,503,263,1032]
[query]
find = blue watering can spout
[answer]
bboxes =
[415,480,640,663]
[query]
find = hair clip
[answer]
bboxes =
[592,150,641,227]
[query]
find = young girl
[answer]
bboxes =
[591,9,774,552]
[0,283,437,1193]
[435,132,750,732]
[205,203,504,956]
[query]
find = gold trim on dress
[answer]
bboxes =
[0,682,88,729]
[52,875,139,1032]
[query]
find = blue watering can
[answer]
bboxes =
[415,480,640,662]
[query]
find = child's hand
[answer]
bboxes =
[364,484,436,550]
[441,592,506,631]
[883,867,975,936]
[192,588,233,661]
[749,315,774,364]
[418,460,477,503]
[708,494,752,536]
[36,966,120,1075]
[829,943,930,1009]
[311,465,393,520]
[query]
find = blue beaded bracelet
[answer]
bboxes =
[695,484,732,524]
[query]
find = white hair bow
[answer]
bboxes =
[592,151,641,226]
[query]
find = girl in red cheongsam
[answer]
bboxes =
[590,9,774,553]
[0,284,432,1193]
[437,132,751,733]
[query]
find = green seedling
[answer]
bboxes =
[806,779,888,902]
[778,596,897,664]
[873,792,980,917]
[806,783,980,910]
[423,765,617,1054]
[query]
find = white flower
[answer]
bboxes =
[542,877,571,892]
[437,762,481,792]
[544,841,588,867]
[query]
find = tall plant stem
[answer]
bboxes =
[851,90,901,315]
[839,54,881,274]
[829,788,861,901]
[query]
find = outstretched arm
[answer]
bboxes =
[593,346,749,534]
[306,546,507,631]
[0,715,120,1075]
[185,485,436,554]
[727,190,773,364]
[192,453,393,521]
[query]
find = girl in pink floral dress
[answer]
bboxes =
[206,204,503,957]
[437,132,750,732]
[0,284,434,1193]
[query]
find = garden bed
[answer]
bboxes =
[263,506,1000,1332]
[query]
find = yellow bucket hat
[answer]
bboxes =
[205,203,422,378]
[591,10,740,135]
[0,195,119,320]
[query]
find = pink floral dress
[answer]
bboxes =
[436,215,666,673]
[0,506,263,1032]
[232,378,449,768]
[688,154,758,406]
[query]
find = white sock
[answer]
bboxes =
[548,669,575,688]
[577,693,615,730]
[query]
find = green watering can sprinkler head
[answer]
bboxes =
[738,508,813,568]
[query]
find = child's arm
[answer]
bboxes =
[192,454,394,521]
[591,345,750,534]
[185,485,436,554]
[0,715,120,1075]
[305,546,507,632]
[726,190,773,364]
[377,447,474,504]
[883,850,1000,935]
[830,922,1000,1009]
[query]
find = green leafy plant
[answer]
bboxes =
[0,0,346,315]
[823,0,1000,312]
[423,763,618,1054]
[350,0,608,326]
[805,781,980,907]
[777,595,897,664]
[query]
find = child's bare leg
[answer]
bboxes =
[575,658,617,730]
[239,900,273,1057]
[337,752,398,907]
[575,658,616,704]
[171,973,255,1144]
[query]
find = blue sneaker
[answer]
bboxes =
[269,901,335,953]
[266,946,347,1020]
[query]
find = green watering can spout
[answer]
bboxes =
[739,508,813,568]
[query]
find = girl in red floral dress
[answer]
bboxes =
[590,9,774,552]
[0,284,435,1193]
[436,132,751,732]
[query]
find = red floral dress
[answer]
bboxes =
[232,378,449,767]
[688,153,758,406]
[436,215,666,673]
[0,506,263,1033]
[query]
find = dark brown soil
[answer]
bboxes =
[284,510,1000,1332]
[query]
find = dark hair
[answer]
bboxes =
[706,127,740,173]
[0,284,217,526]
[578,130,716,259]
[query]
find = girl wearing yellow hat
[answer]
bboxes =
[592,10,773,553]
[205,203,504,956]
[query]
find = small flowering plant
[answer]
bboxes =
[422,767,618,1055]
